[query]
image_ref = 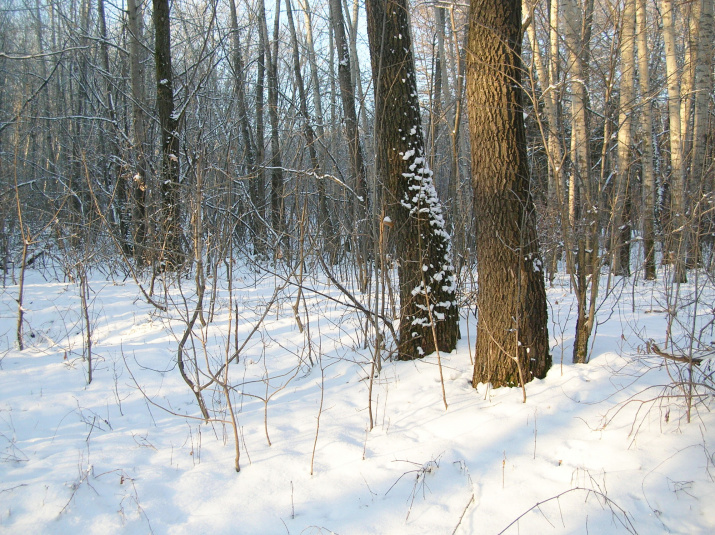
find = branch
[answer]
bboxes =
[648,341,703,365]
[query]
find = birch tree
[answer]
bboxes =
[636,0,657,280]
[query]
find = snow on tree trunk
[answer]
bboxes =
[366,0,459,359]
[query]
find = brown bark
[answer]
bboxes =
[153,0,183,268]
[365,0,459,359]
[229,0,263,256]
[261,0,285,249]
[467,0,550,386]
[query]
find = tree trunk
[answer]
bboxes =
[153,0,183,268]
[365,0,459,359]
[662,0,687,282]
[259,0,285,252]
[526,0,565,283]
[467,0,550,386]
[564,0,599,364]
[229,0,263,257]
[127,0,148,263]
[98,0,128,253]
[612,0,636,277]
[689,0,714,266]
[285,0,335,255]
[298,0,328,167]
[329,0,368,262]
[636,0,657,280]
[255,0,267,250]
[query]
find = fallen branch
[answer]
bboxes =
[497,486,638,535]
[648,341,703,365]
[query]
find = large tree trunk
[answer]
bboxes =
[153,0,183,268]
[365,0,459,359]
[467,0,550,386]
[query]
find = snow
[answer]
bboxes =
[0,266,714,534]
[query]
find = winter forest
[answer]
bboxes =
[1,0,714,532]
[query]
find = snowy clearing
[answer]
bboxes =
[0,265,714,534]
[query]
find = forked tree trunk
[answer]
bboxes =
[365,0,459,359]
[467,0,550,386]
[564,0,599,364]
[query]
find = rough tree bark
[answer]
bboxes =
[467,0,550,386]
[153,0,183,268]
[365,0,459,359]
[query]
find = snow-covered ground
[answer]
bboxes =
[1,264,713,534]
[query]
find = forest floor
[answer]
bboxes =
[0,263,714,534]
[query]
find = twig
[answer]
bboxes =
[451,493,475,535]
[496,487,638,535]
[310,359,326,476]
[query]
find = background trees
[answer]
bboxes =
[1,0,713,368]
